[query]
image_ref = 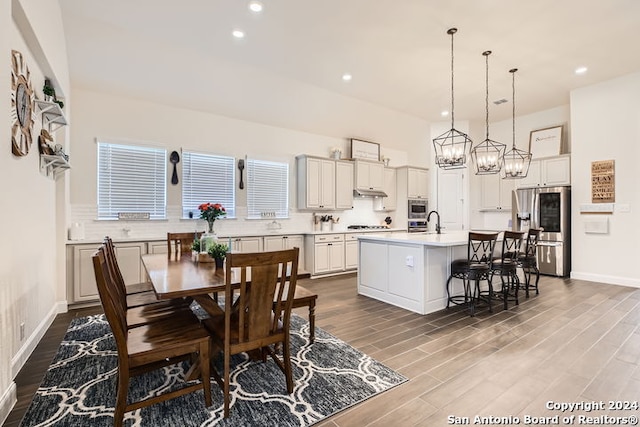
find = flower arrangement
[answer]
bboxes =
[198,203,226,233]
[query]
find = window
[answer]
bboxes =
[246,158,289,218]
[97,142,167,220]
[182,151,236,218]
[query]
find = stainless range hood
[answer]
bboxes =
[353,189,388,197]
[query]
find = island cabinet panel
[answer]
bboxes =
[358,241,388,292]
[387,244,424,302]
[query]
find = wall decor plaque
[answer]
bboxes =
[591,160,615,203]
[529,125,563,159]
[350,138,380,161]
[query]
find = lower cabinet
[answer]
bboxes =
[344,234,361,270]
[305,234,345,276]
[263,235,305,272]
[229,236,263,253]
[68,241,148,303]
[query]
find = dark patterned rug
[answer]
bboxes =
[20,314,407,426]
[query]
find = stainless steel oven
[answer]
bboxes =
[408,199,428,219]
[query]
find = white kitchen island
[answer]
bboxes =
[357,231,473,315]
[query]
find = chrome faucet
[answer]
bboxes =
[427,210,441,234]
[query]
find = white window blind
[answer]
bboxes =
[182,151,236,218]
[97,142,167,220]
[246,158,289,218]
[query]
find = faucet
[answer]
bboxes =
[427,210,441,234]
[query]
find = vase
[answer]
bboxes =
[207,220,215,234]
[214,257,224,269]
[200,232,217,255]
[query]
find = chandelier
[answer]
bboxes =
[502,68,532,179]
[433,28,472,170]
[471,51,505,175]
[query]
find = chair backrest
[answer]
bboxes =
[224,248,299,346]
[103,237,129,309]
[500,231,525,261]
[524,228,542,258]
[467,232,499,265]
[92,247,128,356]
[168,232,203,259]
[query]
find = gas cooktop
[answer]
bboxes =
[347,225,388,230]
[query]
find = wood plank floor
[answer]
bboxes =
[4,274,640,426]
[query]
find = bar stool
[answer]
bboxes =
[446,232,499,316]
[490,231,525,310]
[517,228,542,298]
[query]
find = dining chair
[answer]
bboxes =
[204,247,300,418]
[517,228,542,297]
[490,231,525,310]
[92,247,212,427]
[446,232,499,316]
[103,237,156,305]
[167,231,203,260]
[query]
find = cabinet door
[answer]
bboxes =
[232,237,263,253]
[407,168,429,198]
[320,159,336,209]
[263,236,284,252]
[335,161,354,209]
[355,160,384,191]
[543,156,570,186]
[480,174,501,210]
[305,157,322,208]
[500,179,514,210]
[374,167,397,211]
[518,160,541,188]
[148,241,168,254]
[314,244,330,274]
[285,235,305,272]
[115,244,146,285]
[345,240,358,270]
[329,241,345,271]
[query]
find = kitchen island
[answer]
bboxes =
[357,231,474,315]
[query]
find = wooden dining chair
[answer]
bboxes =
[204,247,300,418]
[103,237,156,304]
[92,247,212,427]
[167,231,203,259]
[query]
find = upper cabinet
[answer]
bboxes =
[297,155,335,210]
[335,160,354,210]
[517,155,571,188]
[354,159,384,191]
[374,167,397,211]
[479,174,514,211]
[398,166,429,199]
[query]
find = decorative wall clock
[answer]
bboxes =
[10,49,35,157]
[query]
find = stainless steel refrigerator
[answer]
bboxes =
[512,186,571,277]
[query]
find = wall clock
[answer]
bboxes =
[10,50,35,157]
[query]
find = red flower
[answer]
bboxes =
[198,203,227,223]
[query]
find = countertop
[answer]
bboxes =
[357,230,501,247]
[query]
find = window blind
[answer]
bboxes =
[246,158,289,218]
[97,142,167,220]
[182,151,236,218]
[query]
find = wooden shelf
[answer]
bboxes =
[40,154,70,178]
[34,100,68,132]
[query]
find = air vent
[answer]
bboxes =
[493,98,508,105]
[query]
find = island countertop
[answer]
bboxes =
[357,230,499,247]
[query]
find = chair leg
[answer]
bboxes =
[223,348,231,418]
[446,276,454,308]
[501,274,508,310]
[283,334,294,394]
[534,267,540,294]
[200,341,212,407]
[308,300,316,344]
[114,368,129,427]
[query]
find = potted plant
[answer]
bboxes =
[43,84,56,102]
[207,242,229,268]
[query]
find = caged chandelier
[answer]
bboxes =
[470,50,505,175]
[433,28,472,170]
[502,68,532,179]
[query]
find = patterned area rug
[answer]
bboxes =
[20,314,407,426]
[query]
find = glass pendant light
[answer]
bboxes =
[471,51,505,175]
[502,68,531,179]
[433,28,472,170]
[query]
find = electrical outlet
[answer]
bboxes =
[20,322,25,341]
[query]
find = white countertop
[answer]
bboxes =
[357,230,500,247]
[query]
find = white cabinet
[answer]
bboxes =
[517,155,571,188]
[68,241,147,303]
[344,234,361,270]
[374,167,397,211]
[479,174,514,211]
[263,235,305,272]
[148,241,169,254]
[305,234,345,275]
[406,167,429,199]
[296,155,335,210]
[354,159,384,192]
[335,160,354,210]
[230,236,263,253]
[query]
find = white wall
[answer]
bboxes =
[1,0,71,423]
[570,72,640,287]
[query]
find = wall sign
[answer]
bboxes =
[350,138,380,161]
[591,160,615,203]
[529,125,563,159]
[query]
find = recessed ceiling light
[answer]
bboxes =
[248,1,263,12]
[575,66,588,75]
[441,110,449,117]
[342,73,352,81]
[232,29,245,39]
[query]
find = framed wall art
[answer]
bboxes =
[529,125,563,159]
[350,138,380,161]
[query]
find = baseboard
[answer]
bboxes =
[570,272,640,289]
[0,381,17,426]
[11,300,67,379]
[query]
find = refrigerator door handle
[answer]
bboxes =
[537,241,563,247]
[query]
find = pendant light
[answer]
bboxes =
[433,28,472,169]
[471,51,505,175]
[502,68,531,179]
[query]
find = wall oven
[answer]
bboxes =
[408,199,428,219]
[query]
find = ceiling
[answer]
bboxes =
[58,0,640,125]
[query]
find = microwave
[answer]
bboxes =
[408,199,428,219]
